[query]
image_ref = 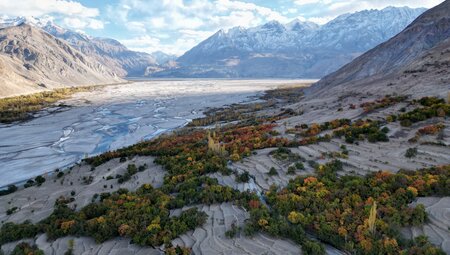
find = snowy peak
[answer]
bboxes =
[260,20,286,33]
[151,51,178,65]
[166,6,427,78]
[312,0,450,93]
[285,19,319,32]
[187,6,426,56]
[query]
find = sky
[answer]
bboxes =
[0,0,445,55]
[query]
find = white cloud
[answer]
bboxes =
[62,17,104,30]
[107,0,292,54]
[0,0,104,30]
[109,0,446,54]
[292,0,444,26]
[307,16,333,25]
[295,0,444,16]
[121,34,183,55]
[294,0,326,6]
[127,21,147,33]
[0,0,99,17]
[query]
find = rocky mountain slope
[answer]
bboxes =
[0,17,167,77]
[0,24,123,97]
[153,7,426,78]
[310,0,450,98]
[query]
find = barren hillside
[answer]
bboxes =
[0,24,123,98]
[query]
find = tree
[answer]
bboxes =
[302,240,325,255]
[368,201,377,234]
[35,175,46,185]
[405,148,418,158]
[268,167,278,176]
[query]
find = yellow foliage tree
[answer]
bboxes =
[287,211,304,224]
[368,201,377,234]
[60,220,75,233]
[207,131,227,156]
[258,219,268,227]
[118,224,130,236]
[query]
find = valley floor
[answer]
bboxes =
[0,80,449,255]
[0,80,309,187]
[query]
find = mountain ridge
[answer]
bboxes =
[0,24,123,97]
[0,16,176,77]
[153,6,426,78]
[309,0,450,98]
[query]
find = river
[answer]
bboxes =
[0,79,308,187]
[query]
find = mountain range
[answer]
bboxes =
[0,24,123,97]
[0,17,177,77]
[309,0,450,98]
[0,6,442,98]
[153,6,426,78]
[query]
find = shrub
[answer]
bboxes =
[302,240,326,255]
[10,242,44,255]
[405,148,418,158]
[225,223,240,238]
[35,176,46,186]
[268,167,278,176]
[236,171,250,183]
[287,166,296,175]
[0,185,18,196]
[6,207,18,215]
[295,162,305,170]
[0,221,41,245]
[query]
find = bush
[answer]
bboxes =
[225,223,240,238]
[6,207,18,215]
[405,148,418,158]
[268,167,278,176]
[24,179,35,188]
[35,176,46,185]
[0,221,41,245]
[236,171,250,183]
[287,166,296,175]
[10,242,44,255]
[0,185,18,196]
[138,164,147,172]
[302,240,326,255]
[295,162,305,170]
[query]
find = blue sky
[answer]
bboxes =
[0,0,444,55]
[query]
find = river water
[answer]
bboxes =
[0,80,307,187]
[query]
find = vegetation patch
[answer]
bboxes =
[360,95,407,113]
[9,242,44,255]
[397,97,449,127]
[0,87,95,123]
[245,164,449,255]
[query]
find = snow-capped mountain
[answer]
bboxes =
[154,6,426,78]
[0,16,162,77]
[310,1,450,97]
[151,51,178,65]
